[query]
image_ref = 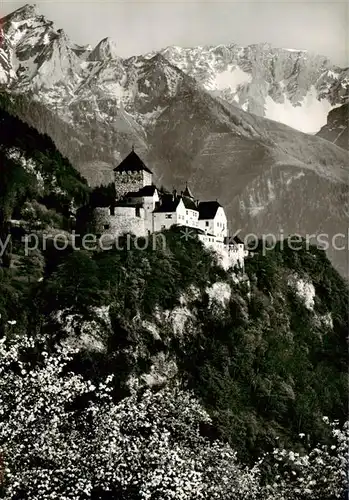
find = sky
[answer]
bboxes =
[1,0,348,67]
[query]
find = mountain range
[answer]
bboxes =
[0,4,348,276]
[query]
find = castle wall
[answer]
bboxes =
[198,234,225,252]
[114,171,143,199]
[125,193,159,214]
[114,171,153,200]
[198,207,228,242]
[153,211,178,232]
[225,243,245,270]
[183,208,199,228]
[143,171,152,187]
[93,206,146,239]
[198,235,244,271]
[143,198,156,233]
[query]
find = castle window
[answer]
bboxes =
[104,224,110,230]
[165,214,172,219]
[136,207,141,217]
[110,206,115,216]
[205,221,209,227]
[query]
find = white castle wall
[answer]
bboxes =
[183,208,199,228]
[152,201,201,233]
[199,206,227,242]
[219,243,245,271]
[143,171,152,187]
[153,211,178,232]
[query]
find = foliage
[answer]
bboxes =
[179,239,348,462]
[265,417,349,500]
[0,333,347,499]
[1,229,347,468]
[41,227,222,318]
[44,251,105,313]
[0,334,261,499]
[89,183,116,208]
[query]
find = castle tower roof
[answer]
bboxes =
[113,150,153,174]
[182,183,194,199]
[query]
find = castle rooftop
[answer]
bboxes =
[153,196,181,213]
[198,201,222,220]
[183,184,194,199]
[182,196,198,211]
[124,185,157,198]
[113,150,153,174]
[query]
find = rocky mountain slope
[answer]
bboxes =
[157,44,349,134]
[0,4,348,276]
[317,103,348,150]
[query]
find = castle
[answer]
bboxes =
[92,149,245,270]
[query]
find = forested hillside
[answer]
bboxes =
[0,93,89,232]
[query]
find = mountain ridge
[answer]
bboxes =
[0,4,348,277]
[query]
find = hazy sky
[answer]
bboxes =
[2,0,348,67]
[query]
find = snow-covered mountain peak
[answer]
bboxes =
[157,42,348,133]
[0,5,348,138]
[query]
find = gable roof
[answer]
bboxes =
[153,196,182,213]
[113,150,153,174]
[124,185,157,198]
[182,196,198,211]
[198,201,222,220]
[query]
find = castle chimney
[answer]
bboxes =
[172,188,177,201]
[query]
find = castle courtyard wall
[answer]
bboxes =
[93,207,146,239]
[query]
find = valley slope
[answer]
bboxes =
[317,103,349,150]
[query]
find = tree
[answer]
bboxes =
[0,333,347,500]
[45,250,103,311]
[0,333,260,499]
[18,249,45,284]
